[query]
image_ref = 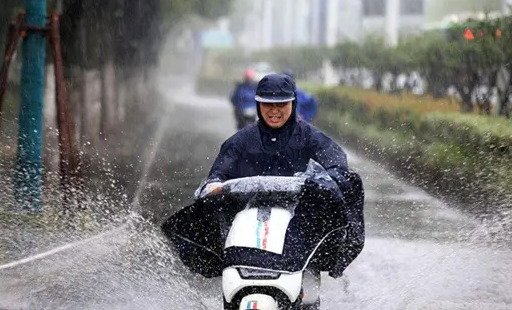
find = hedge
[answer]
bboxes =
[312,86,512,213]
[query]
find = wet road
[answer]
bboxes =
[0,76,511,310]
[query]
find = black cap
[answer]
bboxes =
[255,74,296,103]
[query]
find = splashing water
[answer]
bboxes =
[0,211,219,309]
[131,109,171,211]
[0,76,226,309]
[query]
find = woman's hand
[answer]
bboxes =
[204,182,224,196]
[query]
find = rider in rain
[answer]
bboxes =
[230,68,258,130]
[282,69,318,123]
[196,73,364,279]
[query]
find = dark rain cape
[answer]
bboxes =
[161,160,365,278]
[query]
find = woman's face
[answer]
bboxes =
[259,101,293,128]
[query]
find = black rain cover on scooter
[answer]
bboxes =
[161,160,349,278]
[161,193,244,278]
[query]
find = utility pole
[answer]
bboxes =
[309,0,321,45]
[385,0,400,47]
[325,0,340,47]
[15,0,47,212]
[261,0,273,49]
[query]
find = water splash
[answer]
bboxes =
[0,211,217,309]
[131,112,170,211]
[467,205,512,247]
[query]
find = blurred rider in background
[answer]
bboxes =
[230,68,258,130]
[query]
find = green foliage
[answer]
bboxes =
[315,86,512,207]
[495,17,512,60]
[331,41,367,69]
[314,86,512,159]
[331,32,449,74]
[329,16,508,90]
[421,112,512,159]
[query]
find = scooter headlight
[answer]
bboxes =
[237,267,281,280]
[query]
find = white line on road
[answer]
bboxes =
[0,224,128,271]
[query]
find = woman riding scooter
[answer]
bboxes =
[198,73,365,280]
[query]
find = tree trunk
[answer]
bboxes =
[43,64,60,174]
[460,96,474,113]
[68,67,83,148]
[99,61,116,140]
[82,69,101,148]
[496,66,511,118]
[116,66,127,124]
[427,72,445,99]
[458,86,474,113]
[79,70,87,147]
[498,96,510,118]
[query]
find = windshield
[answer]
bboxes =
[194,159,339,200]
[222,175,304,195]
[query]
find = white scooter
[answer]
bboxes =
[218,169,348,309]
[162,161,347,310]
[221,177,322,309]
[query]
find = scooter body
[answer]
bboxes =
[161,161,350,310]
[220,177,327,310]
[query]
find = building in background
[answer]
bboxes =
[361,0,425,41]
[233,0,422,48]
[309,0,424,46]
[230,0,505,50]
[309,0,346,46]
[271,0,293,46]
[337,0,364,42]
